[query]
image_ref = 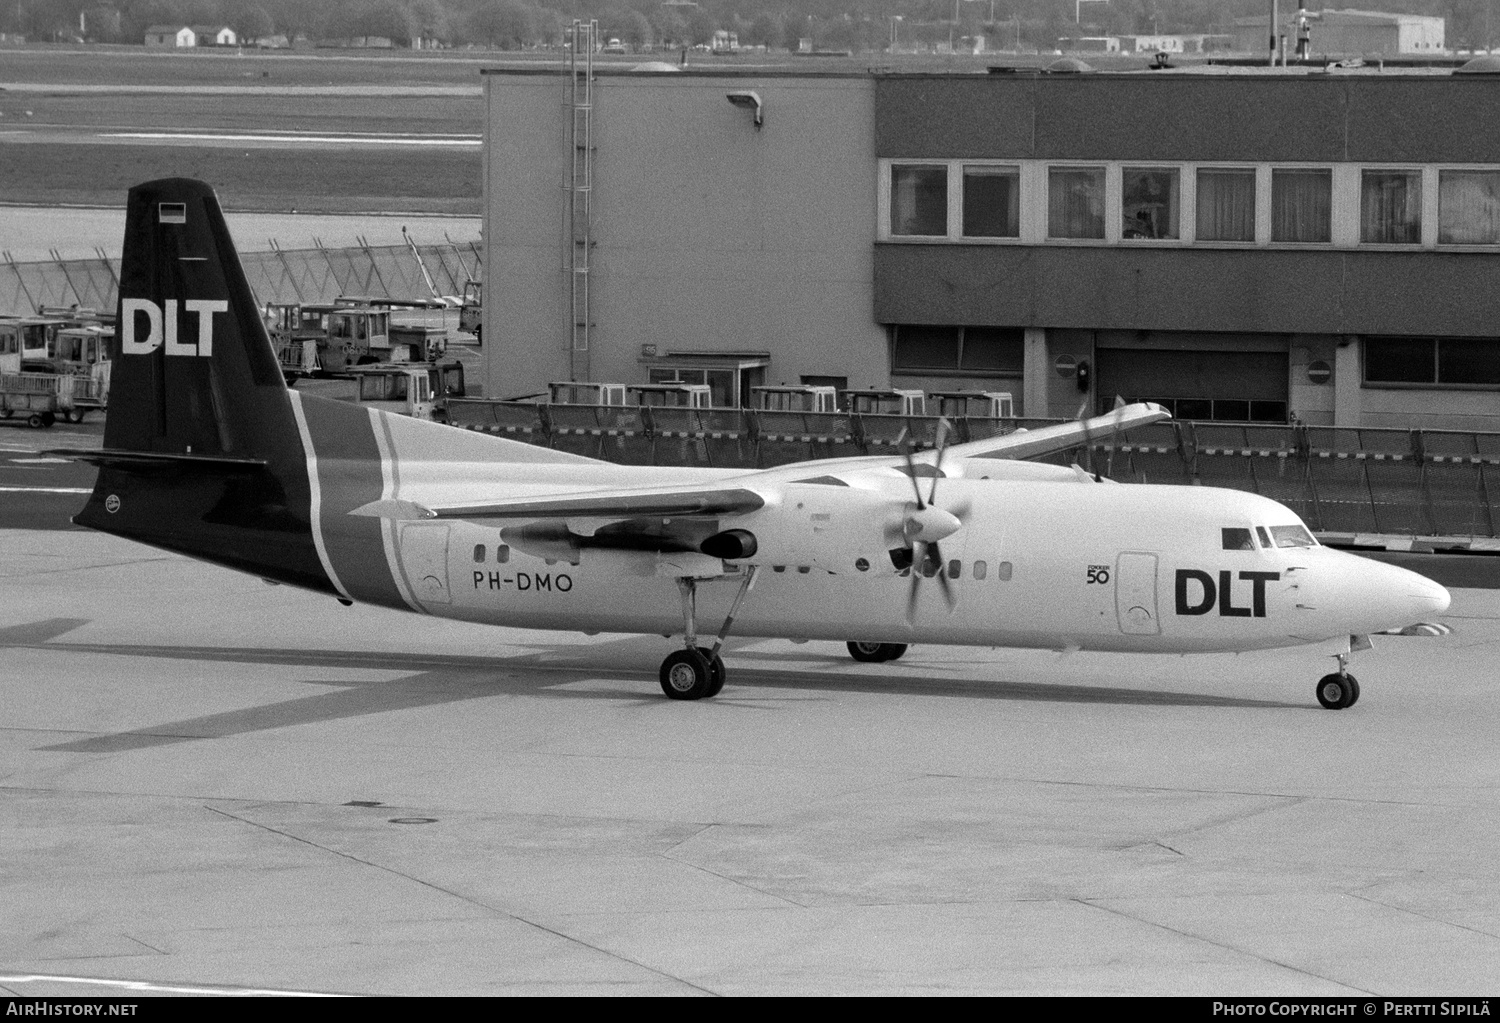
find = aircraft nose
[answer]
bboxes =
[1407,572,1451,616]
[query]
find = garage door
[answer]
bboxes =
[1095,348,1289,422]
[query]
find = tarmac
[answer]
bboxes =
[2,524,1498,996]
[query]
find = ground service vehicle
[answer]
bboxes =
[548,381,627,405]
[751,385,839,413]
[353,362,466,422]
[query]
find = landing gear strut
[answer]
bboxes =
[658,567,758,700]
[1315,650,1361,710]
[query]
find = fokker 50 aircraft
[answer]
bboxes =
[53,180,1452,710]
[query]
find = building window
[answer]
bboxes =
[1271,168,1332,243]
[890,164,947,236]
[1361,170,1421,244]
[892,326,1024,375]
[1365,337,1500,386]
[1048,167,1105,239]
[1122,167,1179,239]
[962,165,1020,238]
[1196,168,1256,241]
[1438,170,1500,244]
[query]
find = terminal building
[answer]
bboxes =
[479,59,1500,431]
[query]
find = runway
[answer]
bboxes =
[1,525,1497,995]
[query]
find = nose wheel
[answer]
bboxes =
[1316,672,1360,709]
[1315,649,1361,709]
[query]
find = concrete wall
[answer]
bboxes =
[876,75,1500,165]
[481,69,885,401]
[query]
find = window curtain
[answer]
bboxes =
[1196,169,1255,241]
[1271,169,1331,243]
[1048,168,1104,239]
[1361,171,1421,244]
[1439,171,1500,244]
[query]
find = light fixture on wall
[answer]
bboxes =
[726,91,763,129]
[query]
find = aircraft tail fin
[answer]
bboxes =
[67,179,332,592]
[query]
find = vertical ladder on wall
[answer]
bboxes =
[567,19,597,380]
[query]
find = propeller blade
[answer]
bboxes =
[900,446,926,510]
[928,540,957,611]
[926,417,952,506]
[905,545,924,623]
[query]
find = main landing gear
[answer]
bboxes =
[846,641,908,663]
[1315,649,1361,710]
[659,567,758,700]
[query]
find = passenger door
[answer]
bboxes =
[1115,551,1160,635]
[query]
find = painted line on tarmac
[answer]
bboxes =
[101,131,481,147]
[0,973,346,997]
[0,486,91,494]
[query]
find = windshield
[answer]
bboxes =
[1269,524,1317,548]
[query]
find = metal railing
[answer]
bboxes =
[1,239,483,319]
[445,400,1500,539]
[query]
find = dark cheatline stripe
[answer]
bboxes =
[297,393,407,610]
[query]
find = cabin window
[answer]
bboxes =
[948,560,962,579]
[997,561,1013,581]
[1222,527,1256,551]
[472,544,486,563]
[496,544,510,563]
[973,560,988,580]
[1269,525,1317,548]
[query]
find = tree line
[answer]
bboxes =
[4,1,1493,53]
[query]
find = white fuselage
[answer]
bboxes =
[354,464,1449,655]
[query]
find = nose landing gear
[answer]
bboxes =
[1315,646,1362,710]
[658,567,757,700]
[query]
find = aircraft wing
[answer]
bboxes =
[351,485,766,521]
[937,401,1171,462]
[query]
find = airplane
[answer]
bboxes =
[50,179,1452,711]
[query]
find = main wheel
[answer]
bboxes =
[847,641,909,663]
[660,648,714,700]
[1316,672,1357,710]
[699,648,726,697]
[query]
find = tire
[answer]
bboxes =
[0,409,12,419]
[1344,675,1360,707]
[701,648,726,697]
[1316,672,1355,710]
[660,648,714,700]
[26,413,44,429]
[847,641,908,663]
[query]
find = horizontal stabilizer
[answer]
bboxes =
[45,448,267,471]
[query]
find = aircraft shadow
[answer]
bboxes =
[4,618,1306,753]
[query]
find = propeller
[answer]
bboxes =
[893,418,969,623]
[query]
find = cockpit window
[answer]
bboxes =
[1270,524,1317,548]
[1222,527,1256,551]
[1256,526,1272,549]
